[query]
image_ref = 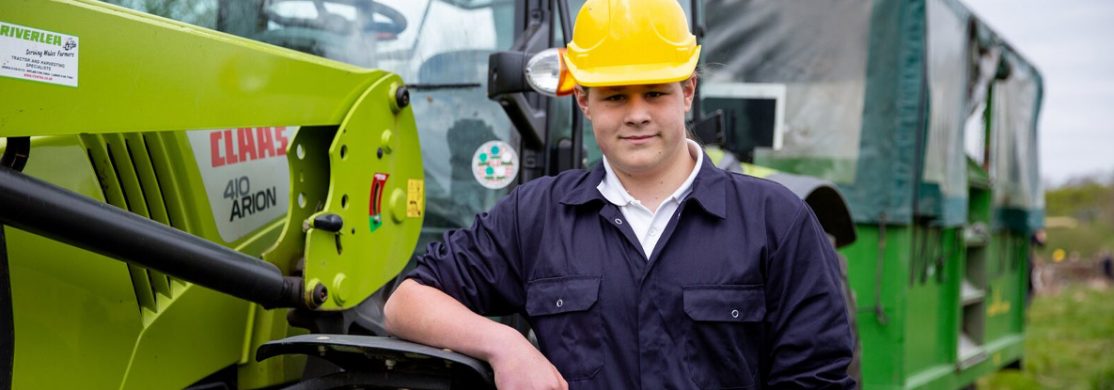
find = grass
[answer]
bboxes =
[980,282,1114,390]
[1040,224,1114,263]
[1039,181,1114,262]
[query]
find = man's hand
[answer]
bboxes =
[488,334,568,390]
[385,280,567,389]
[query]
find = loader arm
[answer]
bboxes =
[1,0,424,311]
[2,0,376,136]
[1,1,440,388]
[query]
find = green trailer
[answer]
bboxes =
[694,0,1043,388]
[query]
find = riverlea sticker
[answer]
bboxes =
[472,140,518,190]
[0,21,79,87]
[187,127,295,243]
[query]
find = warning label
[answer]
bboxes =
[407,179,424,218]
[0,21,79,87]
[188,127,295,243]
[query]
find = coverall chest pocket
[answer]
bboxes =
[525,276,602,381]
[683,285,766,390]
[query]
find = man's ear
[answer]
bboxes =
[682,77,696,112]
[574,86,591,120]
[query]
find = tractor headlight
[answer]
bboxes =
[525,48,574,97]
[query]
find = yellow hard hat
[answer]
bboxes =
[563,0,701,87]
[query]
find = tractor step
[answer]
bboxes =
[258,334,494,390]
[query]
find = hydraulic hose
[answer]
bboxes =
[0,166,312,310]
[0,137,30,390]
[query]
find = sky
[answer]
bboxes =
[962,0,1114,186]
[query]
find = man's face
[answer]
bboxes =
[575,79,696,177]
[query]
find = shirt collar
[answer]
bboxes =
[596,139,703,208]
[560,141,726,220]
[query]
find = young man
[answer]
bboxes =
[384,0,855,388]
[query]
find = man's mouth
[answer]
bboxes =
[620,134,657,141]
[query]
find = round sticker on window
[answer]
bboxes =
[472,140,518,190]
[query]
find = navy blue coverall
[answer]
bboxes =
[408,156,856,389]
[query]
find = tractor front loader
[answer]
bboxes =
[1,0,495,388]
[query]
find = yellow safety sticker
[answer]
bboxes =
[407,179,424,218]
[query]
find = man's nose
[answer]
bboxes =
[624,97,651,127]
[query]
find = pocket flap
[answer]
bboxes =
[526,276,601,316]
[683,285,766,322]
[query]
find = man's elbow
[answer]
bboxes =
[383,278,417,335]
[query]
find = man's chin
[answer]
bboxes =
[610,158,664,177]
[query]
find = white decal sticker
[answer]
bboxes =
[188,127,296,243]
[0,21,78,87]
[472,140,518,190]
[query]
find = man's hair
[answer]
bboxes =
[576,73,700,96]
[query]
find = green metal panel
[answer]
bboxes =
[907,336,1023,389]
[983,234,1025,342]
[301,79,424,311]
[0,0,381,137]
[118,283,250,390]
[842,179,1028,389]
[6,136,140,389]
[157,131,227,247]
[843,225,1027,389]
[3,135,286,388]
[7,226,142,389]
[904,227,961,380]
[257,127,334,274]
[237,304,306,389]
[842,225,913,389]
[103,133,165,315]
[141,131,199,236]
[244,126,336,386]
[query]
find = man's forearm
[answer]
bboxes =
[384,279,521,362]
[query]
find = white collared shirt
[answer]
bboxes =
[597,139,704,259]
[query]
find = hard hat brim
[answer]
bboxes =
[564,46,701,88]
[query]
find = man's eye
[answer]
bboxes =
[604,95,624,102]
[646,92,665,98]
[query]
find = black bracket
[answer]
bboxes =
[1,137,30,171]
[486,17,552,155]
[258,334,494,390]
[0,136,28,390]
[690,109,726,146]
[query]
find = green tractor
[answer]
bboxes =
[0,0,1042,389]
